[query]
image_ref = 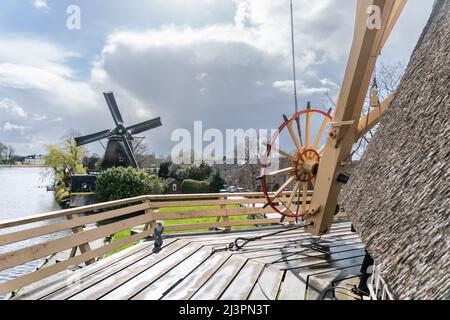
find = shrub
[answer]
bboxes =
[96,167,167,202]
[181,179,211,194]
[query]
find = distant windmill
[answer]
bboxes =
[75,92,162,169]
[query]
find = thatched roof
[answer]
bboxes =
[340,0,450,300]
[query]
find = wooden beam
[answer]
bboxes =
[356,93,395,140]
[305,0,406,236]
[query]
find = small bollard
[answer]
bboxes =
[153,222,164,252]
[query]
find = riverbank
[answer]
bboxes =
[0,164,49,168]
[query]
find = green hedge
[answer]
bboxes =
[96,167,167,202]
[181,179,211,194]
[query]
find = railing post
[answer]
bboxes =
[66,214,95,265]
[218,195,230,231]
[143,198,156,236]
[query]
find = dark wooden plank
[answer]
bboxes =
[219,260,265,300]
[161,252,230,300]
[191,255,247,300]
[101,243,202,300]
[247,266,283,300]
[179,222,352,245]
[236,237,363,260]
[263,249,366,270]
[131,248,213,300]
[61,240,188,300]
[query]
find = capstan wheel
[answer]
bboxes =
[260,108,332,219]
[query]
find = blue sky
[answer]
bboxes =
[0,0,434,157]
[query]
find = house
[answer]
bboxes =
[24,154,44,166]
[165,178,181,194]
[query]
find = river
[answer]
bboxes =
[0,167,61,299]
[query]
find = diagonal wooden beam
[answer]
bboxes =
[305,0,406,236]
[355,93,395,140]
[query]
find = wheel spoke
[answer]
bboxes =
[265,167,294,177]
[273,176,295,198]
[269,144,296,161]
[305,111,311,148]
[302,183,308,212]
[285,181,301,210]
[313,117,331,149]
[287,121,303,152]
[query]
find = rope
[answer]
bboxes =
[290,0,298,114]
[211,222,313,253]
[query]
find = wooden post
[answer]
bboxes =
[143,199,156,236]
[66,214,95,265]
[220,195,230,231]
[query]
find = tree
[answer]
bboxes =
[5,145,15,164]
[44,130,86,186]
[158,161,171,179]
[208,170,225,192]
[0,141,6,162]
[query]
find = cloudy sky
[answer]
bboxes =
[0,0,434,157]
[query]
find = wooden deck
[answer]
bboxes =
[14,220,365,300]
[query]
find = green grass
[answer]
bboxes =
[107,204,262,255]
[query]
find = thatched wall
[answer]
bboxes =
[341,0,449,300]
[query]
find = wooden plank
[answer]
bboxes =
[0,196,149,229]
[18,241,156,300]
[149,196,311,209]
[155,205,292,220]
[247,266,283,300]
[162,253,230,300]
[0,228,153,295]
[219,260,265,300]
[278,271,307,300]
[100,243,202,300]
[131,248,213,300]
[180,220,352,242]
[64,240,189,300]
[191,255,247,300]
[38,241,177,300]
[0,212,153,272]
[0,203,150,247]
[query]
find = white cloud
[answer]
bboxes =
[2,122,29,132]
[0,98,27,118]
[32,113,47,121]
[320,78,340,89]
[34,0,49,10]
[273,80,330,96]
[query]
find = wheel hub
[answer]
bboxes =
[293,149,320,182]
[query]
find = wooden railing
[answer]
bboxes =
[0,192,312,296]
